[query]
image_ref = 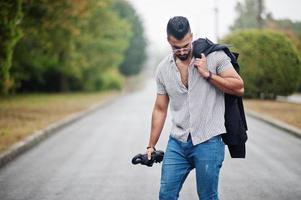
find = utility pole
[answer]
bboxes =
[257,0,264,29]
[214,0,219,41]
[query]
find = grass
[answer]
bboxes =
[244,99,301,129]
[0,91,119,153]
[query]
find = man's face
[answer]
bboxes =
[168,33,193,61]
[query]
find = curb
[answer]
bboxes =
[246,109,301,139]
[276,95,301,105]
[0,92,123,169]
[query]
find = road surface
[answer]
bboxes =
[0,79,301,200]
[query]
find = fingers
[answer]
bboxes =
[147,151,151,160]
[195,54,206,62]
[147,149,154,160]
[201,53,206,59]
[194,53,209,77]
[196,53,206,60]
[194,53,207,66]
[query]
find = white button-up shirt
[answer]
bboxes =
[155,50,233,145]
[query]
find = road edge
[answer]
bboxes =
[246,109,301,139]
[0,91,124,169]
[2,93,299,169]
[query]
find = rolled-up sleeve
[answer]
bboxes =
[215,51,234,74]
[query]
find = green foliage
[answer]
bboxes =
[79,0,131,91]
[87,68,124,91]
[222,30,301,99]
[0,0,23,94]
[1,0,146,93]
[231,0,265,30]
[265,17,301,92]
[113,0,147,76]
[231,0,301,52]
[275,20,301,35]
[230,0,301,93]
[11,0,91,92]
[266,18,301,53]
[10,0,133,92]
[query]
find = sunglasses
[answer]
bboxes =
[171,42,192,54]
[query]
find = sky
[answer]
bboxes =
[126,0,301,54]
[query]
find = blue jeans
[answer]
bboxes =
[159,134,225,200]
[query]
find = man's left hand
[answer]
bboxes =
[194,53,210,78]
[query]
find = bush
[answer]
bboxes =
[84,68,124,91]
[99,69,124,91]
[222,29,301,99]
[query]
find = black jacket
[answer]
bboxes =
[192,38,248,158]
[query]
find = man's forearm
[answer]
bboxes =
[193,55,244,96]
[148,109,167,148]
[208,73,244,96]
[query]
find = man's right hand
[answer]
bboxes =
[146,147,155,160]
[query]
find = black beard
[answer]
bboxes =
[176,54,189,61]
[175,50,191,61]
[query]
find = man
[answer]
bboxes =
[146,16,244,200]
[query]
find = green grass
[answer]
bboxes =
[0,91,119,153]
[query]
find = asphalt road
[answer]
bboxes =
[0,79,301,200]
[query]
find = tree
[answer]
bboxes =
[231,0,266,31]
[113,0,147,76]
[222,30,301,99]
[11,0,91,92]
[11,0,131,92]
[0,0,23,94]
[78,0,132,91]
[265,17,301,53]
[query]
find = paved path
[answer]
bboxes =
[0,80,301,200]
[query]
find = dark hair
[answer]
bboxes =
[167,16,191,40]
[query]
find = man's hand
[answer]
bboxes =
[193,53,244,96]
[147,147,155,160]
[194,53,210,78]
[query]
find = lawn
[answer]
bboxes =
[244,99,301,129]
[0,91,119,153]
